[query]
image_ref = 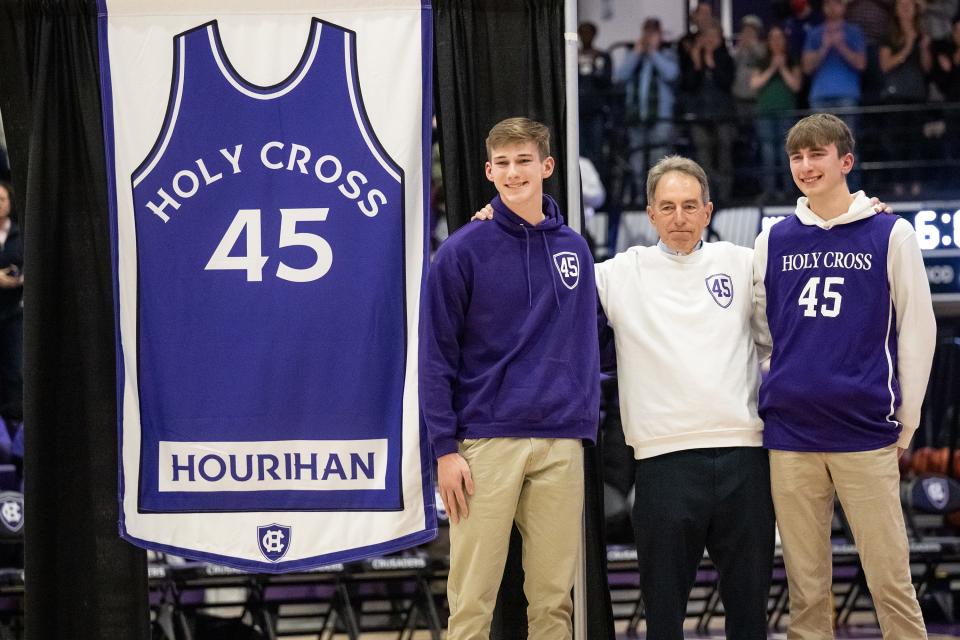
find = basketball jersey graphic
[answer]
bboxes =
[132,19,406,513]
[100,0,436,572]
[761,214,901,451]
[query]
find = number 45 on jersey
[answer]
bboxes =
[205,208,331,283]
[798,276,844,318]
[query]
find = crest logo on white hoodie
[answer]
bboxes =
[553,252,580,290]
[705,273,733,308]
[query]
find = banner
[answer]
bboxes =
[98,0,436,572]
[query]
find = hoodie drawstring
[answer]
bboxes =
[522,225,533,308]
[541,233,561,310]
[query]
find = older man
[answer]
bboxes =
[595,156,774,640]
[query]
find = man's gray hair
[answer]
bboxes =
[646,155,710,205]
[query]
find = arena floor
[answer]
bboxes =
[300,625,960,638]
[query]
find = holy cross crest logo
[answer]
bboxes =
[553,252,580,290]
[0,495,22,533]
[257,523,292,562]
[705,273,733,309]
[922,477,949,511]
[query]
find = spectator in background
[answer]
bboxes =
[681,19,736,204]
[614,17,678,204]
[752,25,803,200]
[0,182,22,413]
[678,1,716,108]
[578,22,612,168]
[784,0,825,108]
[879,0,932,196]
[846,0,894,104]
[932,16,960,101]
[579,155,606,258]
[681,1,716,54]
[732,15,767,194]
[923,0,960,41]
[579,156,606,222]
[733,15,767,117]
[785,0,825,64]
[803,0,867,190]
[932,16,960,177]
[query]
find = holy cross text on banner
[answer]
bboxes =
[98,0,436,572]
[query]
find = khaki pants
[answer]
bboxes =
[770,446,926,640]
[446,437,584,640]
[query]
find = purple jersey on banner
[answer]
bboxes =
[130,19,405,513]
[761,214,901,452]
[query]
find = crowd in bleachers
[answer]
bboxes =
[579,0,960,249]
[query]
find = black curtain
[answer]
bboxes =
[434,0,568,232]
[0,1,150,638]
[434,2,615,638]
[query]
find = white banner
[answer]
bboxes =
[98,0,436,572]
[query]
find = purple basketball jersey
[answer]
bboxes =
[130,20,406,513]
[761,214,902,451]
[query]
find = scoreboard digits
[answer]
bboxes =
[914,208,960,251]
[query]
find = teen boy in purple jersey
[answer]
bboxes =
[753,113,936,639]
[419,117,600,640]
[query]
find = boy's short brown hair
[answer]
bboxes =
[485,117,551,161]
[785,113,855,157]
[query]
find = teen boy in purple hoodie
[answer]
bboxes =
[419,117,600,640]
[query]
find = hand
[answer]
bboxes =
[0,268,22,289]
[471,204,494,221]
[832,27,847,47]
[690,42,703,67]
[939,53,951,72]
[870,196,893,215]
[822,27,840,49]
[437,452,474,524]
[704,48,715,67]
[772,53,786,70]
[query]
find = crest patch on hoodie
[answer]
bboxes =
[553,252,580,289]
[705,273,733,308]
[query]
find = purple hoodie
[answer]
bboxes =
[419,194,600,458]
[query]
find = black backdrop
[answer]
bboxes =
[0,0,612,637]
[434,0,569,232]
[0,0,150,638]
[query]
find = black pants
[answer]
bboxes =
[632,446,775,640]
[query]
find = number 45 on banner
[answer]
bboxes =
[205,208,332,282]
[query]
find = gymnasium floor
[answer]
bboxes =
[310,623,960,638]
[612,619,960,638]
[317,631,960,638]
